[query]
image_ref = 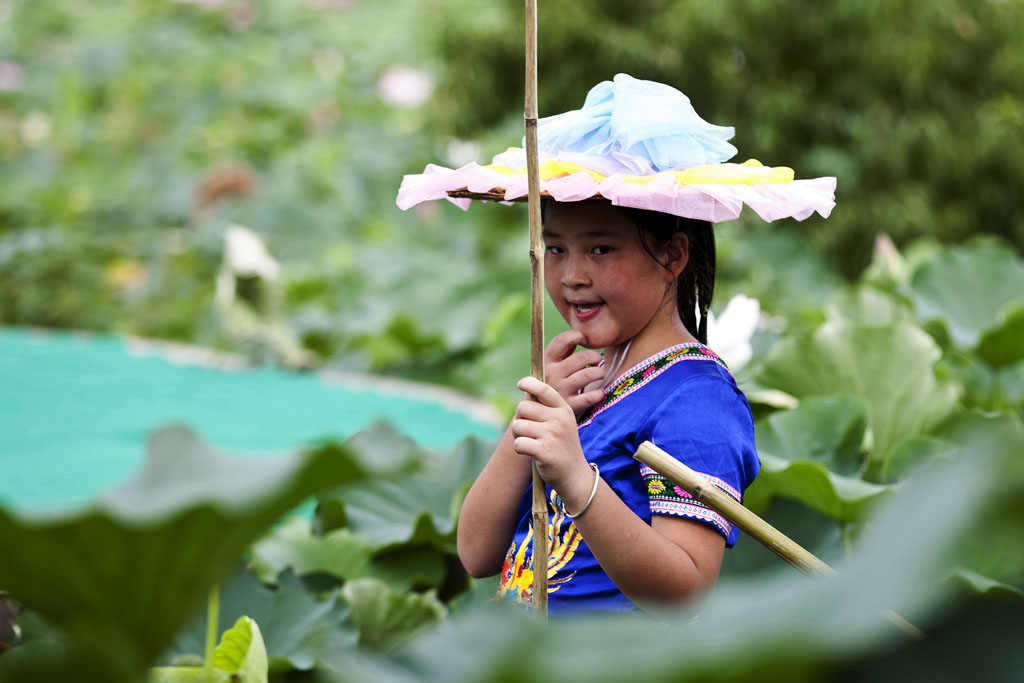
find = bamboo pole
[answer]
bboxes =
[524,0,547,619]
[634,441,925,639]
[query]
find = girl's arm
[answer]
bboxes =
[512,376,725,604]
[456,424,533,578]
[557,471,725,603]
[457,332,604,578]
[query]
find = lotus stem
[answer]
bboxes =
[204,583,220,677]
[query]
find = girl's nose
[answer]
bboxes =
[561,255,591,287]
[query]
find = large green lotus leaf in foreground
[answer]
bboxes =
[758,319,959,481]
[937,412,1024,587]
[0,425,389,682]
[320,425,1022,683]
[746,395,891,521]
[906,242,1024,352]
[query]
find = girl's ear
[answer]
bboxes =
[664,232,689,281]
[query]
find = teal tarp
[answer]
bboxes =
[0,328,499,512]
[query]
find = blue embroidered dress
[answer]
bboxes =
[498,343,760,613]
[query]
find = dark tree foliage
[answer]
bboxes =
[425,0,1024,276]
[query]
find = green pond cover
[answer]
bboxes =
[0,327,500,512]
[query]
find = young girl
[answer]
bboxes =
[397,73,835,613]
[456,199,758,612]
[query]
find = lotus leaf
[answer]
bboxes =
[151,615,267,683]
[758,319,959,480]
[976,302,1024,367]
[0,425,374,679]
[745,395,889,521]
[160,569,357,676]
[907,242,1024,351]
[339,578,446,653]
[250,517,373,584]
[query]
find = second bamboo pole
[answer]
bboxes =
[634,441,832,577]
[634,441,925,639]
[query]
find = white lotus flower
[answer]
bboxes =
[445,138,482,168]
[706,294,761,371]
[21,110,50,144]
[216,224,281,307]
[223,224,280,279]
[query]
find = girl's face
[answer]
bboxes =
[543,202,682,350]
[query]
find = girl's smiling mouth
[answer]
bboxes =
[572,302,604,322]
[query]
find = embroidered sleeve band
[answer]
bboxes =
[641,464,739,539]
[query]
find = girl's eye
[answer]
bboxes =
[545,245,564,255]
[592,245,612,255]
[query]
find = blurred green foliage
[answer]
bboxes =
[0,0,528,394]
[428,0,1024,274]
[3,0,1022,408]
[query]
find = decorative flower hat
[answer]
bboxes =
[397,74,835,223]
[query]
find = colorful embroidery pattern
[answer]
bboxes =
[640,464,739,538]
[577,343,730,428]
[498,489,583,606]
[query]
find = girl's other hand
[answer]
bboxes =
[544,330,606,416]
[512,377,592,496]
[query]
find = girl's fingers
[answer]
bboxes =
[566,389,606,415]
[509,417,544,439]
[514,397,559,422]
[558,349,605,378]
[568,364,606,389]
[512,436,540,458]
[553,365,606,403]
[517,377,564,408]
[544,330,586,363]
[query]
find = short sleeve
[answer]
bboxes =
[637,372,759,547]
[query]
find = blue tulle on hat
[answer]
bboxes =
[397,73,837,224]
[534,74,737,174]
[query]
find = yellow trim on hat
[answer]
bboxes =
[481,155,794,186]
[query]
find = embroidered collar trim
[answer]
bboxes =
[577,343,729,428]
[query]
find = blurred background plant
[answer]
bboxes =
[1,0,1023,681]
[3,0,1020,408]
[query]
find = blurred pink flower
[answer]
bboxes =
[378,66,432,107]
[0,61,24,92]
[304,0,358,7]
[173,0,225,7]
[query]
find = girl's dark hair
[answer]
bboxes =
[540,199,716,344]
[621,207,716,345]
